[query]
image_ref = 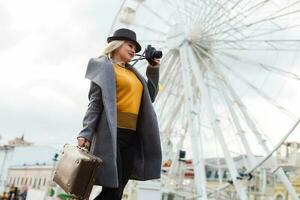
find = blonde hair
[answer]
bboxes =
[98,40,125,59]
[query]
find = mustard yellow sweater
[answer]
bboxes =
[113,64,143,131]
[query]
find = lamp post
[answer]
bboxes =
[44,153,59,200]
[0,145,14,193]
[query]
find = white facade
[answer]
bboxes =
[0,145,59,193]
[6,165,54,191]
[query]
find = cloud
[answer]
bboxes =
[0,3,27,51]
[0,0,299,155]
[0,0,120,146]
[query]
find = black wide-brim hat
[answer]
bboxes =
[107,28,142,53]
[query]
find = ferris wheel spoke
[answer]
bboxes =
[108,0,127,36]
[159,95,183,130]
[214,46,300,51]
[140,3,173,27]
[157,64,182,119]
[180,0,195,29]
[167,0,193,26]
[200,0,249,38]
[193,40,245,56]
[163,0,188,25]
[109,0,300,197]
[215,51,300,81]
[192,1,217,31]
[239,23,300,40]
[216,60,298,120]
[159,52,180,84]
[213,39,300,51]
[197,0,228,30]
[204,0,300,40]
[210,66,259,168]
[243,0,270,13]
[184,43,249,200]
[139,39,166,44]
[208,3,300,39]
[130,23,167,36]
[188,3,206,30]
[187,0,207,25]
[218,0,300,40]
[212,62,300,200]
[202,0,238,35]
[218,18,284,41]
[200,0,272,40]
[160,98,184,134]
[156,50,175,80]
[243,8,300,29]
[192,42,299,121]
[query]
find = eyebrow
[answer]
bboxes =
[128,42,136,49]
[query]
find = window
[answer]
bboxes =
[214,171,219,179]
[276,194,284,200]
[38,178,41,189]
[33,178,37,189]
[43,178,47,186]
[206,170,212,178]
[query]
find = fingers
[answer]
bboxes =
[154,58,160,64]
[148,59,160,68]
[77,139,83,147]
[77,137,91,151]
[84,141,91,150]
[77,137,86,147]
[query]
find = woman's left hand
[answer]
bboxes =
[149,58,160,68]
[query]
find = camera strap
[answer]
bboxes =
[131,50,147,67]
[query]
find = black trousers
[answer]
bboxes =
[94,128,138,200]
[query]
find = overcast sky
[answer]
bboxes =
[0,0,122,147]
[0,0,300,156]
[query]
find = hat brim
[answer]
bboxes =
[107,36,142,53]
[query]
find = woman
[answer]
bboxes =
[77,28,162,200]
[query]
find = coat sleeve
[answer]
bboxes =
[145,66,160,103]
[77,81,103,142]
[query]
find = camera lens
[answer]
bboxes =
[153,50,162,59]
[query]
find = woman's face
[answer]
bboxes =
[114,41,136,63]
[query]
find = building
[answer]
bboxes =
[8,135,33,147]
[0,135,34,191]
[273,142,300,200]
[0,145,59,195]
[6,164,54,191]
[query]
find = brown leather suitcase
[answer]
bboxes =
[53,144,102,200]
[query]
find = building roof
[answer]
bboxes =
[8,135,33,147]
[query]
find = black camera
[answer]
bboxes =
[145,45,162,66]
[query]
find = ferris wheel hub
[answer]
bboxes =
[166,23,214,60]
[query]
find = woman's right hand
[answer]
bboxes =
[77,137,91,151]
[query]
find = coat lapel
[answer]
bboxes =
[85,57,117,138]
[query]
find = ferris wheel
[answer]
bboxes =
[109,0,300,199]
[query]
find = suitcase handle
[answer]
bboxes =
[76,145,90,153]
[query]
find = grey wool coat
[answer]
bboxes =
[77,56,162,188]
